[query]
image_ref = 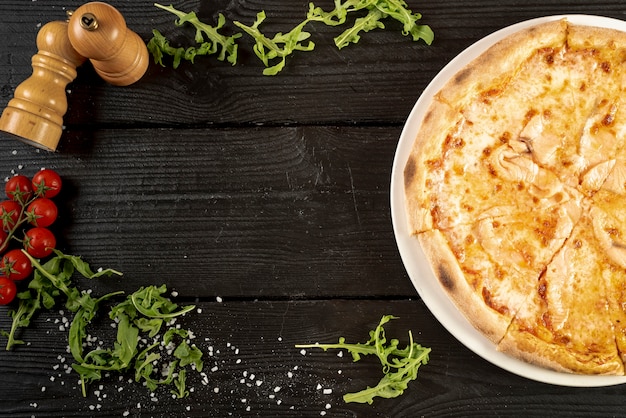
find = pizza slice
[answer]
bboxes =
[498,210,624,374]
[419,196,578,344]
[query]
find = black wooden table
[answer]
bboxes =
[1,1,626,416]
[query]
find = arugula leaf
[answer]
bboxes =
[130,284,195,319]
[296,315,431,404]
[172,368,189,399]
[234,11,315,76]
[2,250,122,350]
[174,340,204,372]
[308,0,434,49]
[147,3,241,68]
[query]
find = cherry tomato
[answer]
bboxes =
[32,169,62,198]
[0,249,33,281]
[27,198,58,227]
[0,200,21,231]
[0,277,16,305]
[24,227,56,258]
[5,175,33,202]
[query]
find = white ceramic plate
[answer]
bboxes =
[390,15,626,387]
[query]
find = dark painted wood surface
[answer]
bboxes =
[1,1,626,416]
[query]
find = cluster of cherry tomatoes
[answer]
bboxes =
[0,169,62,305]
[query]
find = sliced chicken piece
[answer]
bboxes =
[490,144,563,199]
[602,159,626,195]
[580,159,616,195]
[519,113,562,166]
[590,205,626,270]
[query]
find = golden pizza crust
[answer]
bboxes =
[436,20,567,108]
[404,100,461,233]
[498,325,624,375]
[418,229,514,343]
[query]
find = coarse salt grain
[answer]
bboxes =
[323,388,332,395]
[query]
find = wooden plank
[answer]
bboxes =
[0,299,624,417]
[2,1,625,126]
[0,125,416,298]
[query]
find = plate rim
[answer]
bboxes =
[390,14,626,387]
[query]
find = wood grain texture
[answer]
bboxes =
[1,0,626,416]
[1,299,625,417]
[0,124,413,298]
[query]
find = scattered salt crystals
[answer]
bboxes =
[241,399,247,403]
[197,308,203,314]
[41,386,46,392]
[11,150,17,155]
[320,412,327,416]
[287,371,293,378]
[30,403,37,408]
[123,411,130,417]
[337,351,343,357]
[211,366,218,372]
[323,388,332,395]
[325,404,332,409]
[278,336,282,342]
[171,290,179,297]
[338,370,342,374]
[273,386,281,393]
[213,387,220,393]
[300,349,307,355]
[216,296,223,303]
[316,384,322,390]
[236,359,242,364]
[255,380,263,387]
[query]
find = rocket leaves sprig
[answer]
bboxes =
[296,315,431,404]
[148,1,433,75]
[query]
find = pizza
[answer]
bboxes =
[403,18,626,375]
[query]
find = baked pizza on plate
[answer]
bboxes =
[391,15,626,386]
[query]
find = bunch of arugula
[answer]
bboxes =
[148,1,434,75]
[1,250,203,398]
[296,315,430,404]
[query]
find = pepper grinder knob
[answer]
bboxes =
[0,20,86,151]
[67,2,148,86]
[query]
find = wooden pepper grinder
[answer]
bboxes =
[67,2,149,86]
[0,2,148,151]
[0,20,86,151]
